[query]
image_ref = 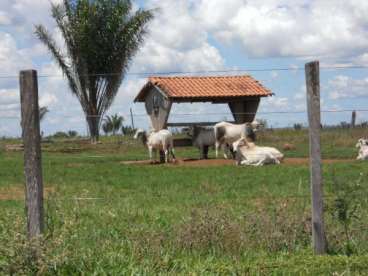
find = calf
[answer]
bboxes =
[134,129,176,163]
[232,138,283,166]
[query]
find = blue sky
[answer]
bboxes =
[1,0,368,137]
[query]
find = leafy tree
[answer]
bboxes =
[68,130,78,137]
[122,125,135,136]
[35,0,153,143]
[103,114,124,135]
[102,120,112,136]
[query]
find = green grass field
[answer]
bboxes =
[0,128,368,274]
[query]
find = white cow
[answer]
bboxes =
[214,121,260,159]
[356,138,368,160]
[134,129,176,163]
[186,125,215,159]
[232,138,283,166]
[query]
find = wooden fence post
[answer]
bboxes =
[19,69,44,239]
[305,61,327,254]
[351,110,356,128]
[130,108,135,130]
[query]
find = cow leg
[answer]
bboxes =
[274,157,280,164]
[148,146,153,162]
[254,159,264,166]
[223,144,230,159]
[229,146,236,159]
[159,149,165,163]
[164,148,169,163]
[241,160,251,165]
[170,140,176,162]
[154,148,158,163]
[203,145,209,159]
[215,141,220,158]
[235,151,242,165]
[199,146,204,159]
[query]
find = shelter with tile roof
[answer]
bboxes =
[134,75,272,131]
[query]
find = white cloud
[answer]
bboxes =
[39,93,58,107]
[328,75,368,99]
[0,10,12,25]
[259,96,289,111]
[131,0,224,73]
[0,88,18,106]
[195,0,368,63]
[0,31,32,75]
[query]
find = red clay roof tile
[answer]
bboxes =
[134,75,272,102]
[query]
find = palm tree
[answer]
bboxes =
[103,114,124,136]
[102,120,112,136]
[35,0,153,143]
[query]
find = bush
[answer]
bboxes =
[67,130,78,138]
[293,123,303,130]
[121,126,136,136]
[50,131,69,138]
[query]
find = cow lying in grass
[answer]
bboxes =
[134,129,176,163]
[232,138,283,166]
[214,121,260,159]
[356,138,368,160]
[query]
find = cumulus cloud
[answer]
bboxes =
[131,0,224,73]
[0,10,12,25]
[259,96,289,111]
[195,0,368,63]
[0,31,32,76]
[328,75,368,99]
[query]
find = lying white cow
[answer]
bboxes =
[356,138,368,160]
[232,138,283,166]
[214,121,260,159]
[134,129,176,163]
[186,126,215,159]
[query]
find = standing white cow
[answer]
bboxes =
[232,138,283,166]
[134,129,176,163]
[214,121,260,159]
[356,138,368,160]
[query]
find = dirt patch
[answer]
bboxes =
[120,157,355,167]
[283,158,353,165]
[0,186,55,201]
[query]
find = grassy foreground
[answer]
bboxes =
[0,128,368,274]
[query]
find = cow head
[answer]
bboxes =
[250,120,261,131]
[232,138,248,152]
[356,138,368,148]
[182,127,192,137]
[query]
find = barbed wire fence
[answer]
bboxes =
[1,61,368,254]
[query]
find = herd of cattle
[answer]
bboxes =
[134,122,368,165]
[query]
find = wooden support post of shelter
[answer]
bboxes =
[305,61,327,254]
[19,69,44,239]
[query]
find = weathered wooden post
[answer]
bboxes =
[305,61,327,254]
[130,108,135,130]
[19,69,44,239]
[351,110,356,128]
